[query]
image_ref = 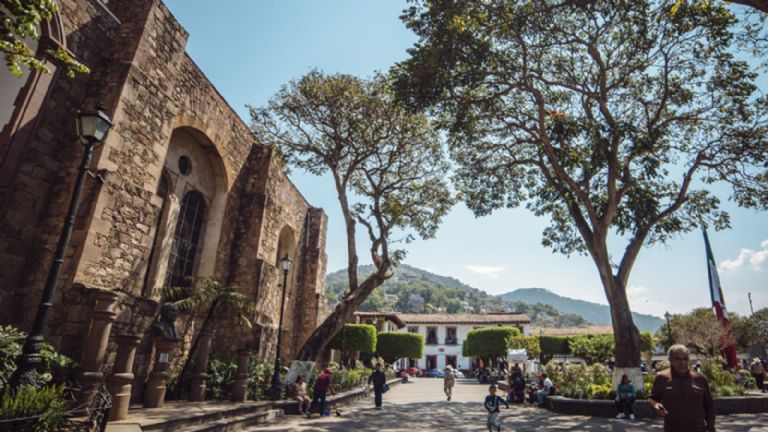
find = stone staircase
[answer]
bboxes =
[106,401,283,432]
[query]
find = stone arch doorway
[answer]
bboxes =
[143,127,228,296]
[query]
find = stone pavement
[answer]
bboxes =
[245,378,768,431]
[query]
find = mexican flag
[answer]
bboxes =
[703,228,738,369]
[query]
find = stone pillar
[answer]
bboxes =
[79,289,120,405]
[230,349,250,402]
[188,330,213,402]
[106,335,141,421]
[143,338,175,408]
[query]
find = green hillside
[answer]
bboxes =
[325,264,589,327]
[498,288,663,332]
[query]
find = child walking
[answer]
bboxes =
[484,384,509,432]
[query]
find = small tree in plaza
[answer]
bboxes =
[376,332,424,365]
[251,71,454,362]
[569,334,616,366]
[466,327,521,360]
[392,0,768,386]
[327,324,377,368]
[506,335,541,360]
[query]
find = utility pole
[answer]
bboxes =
[748,292,754,316]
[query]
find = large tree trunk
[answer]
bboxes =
[296,264,390,362]
[592,247,643,388]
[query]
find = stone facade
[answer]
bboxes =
[0,0,328,402]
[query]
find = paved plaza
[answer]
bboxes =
[245,378,768,432]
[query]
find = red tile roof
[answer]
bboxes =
[397,312,530,325]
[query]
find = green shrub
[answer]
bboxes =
[539,336,572,356]
[589,383,613,399]
[205,358,237,400]
[246,361,276,401]
[568,334,614,364]
[0,384,68,431]
[0,326,78,389]
[376,332,423,363]
[327,324,377,353]
[506,336,540,360]
[466,327,521,358]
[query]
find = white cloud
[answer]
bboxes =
[626,285,671,317]
[465,265,505,279]
[719,239,768,272]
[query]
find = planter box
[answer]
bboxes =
[546,394,768,418]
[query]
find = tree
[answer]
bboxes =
[569,334,616,364]
[506,335,541,360]
[661,308,728,357]
[393,0,768,383]
[376,332,424,364]
[250,71,454,362]
[466,327,521,358]
[1,0,88,77]
[327,324,377,354]
[167,277,258,398]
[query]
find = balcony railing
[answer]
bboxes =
[444,338,458,345]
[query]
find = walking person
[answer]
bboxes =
[751,358,766,393]
[307,367,334,418]
[368,363,387,410]
[484,384,509,432]
[444,365,456,401]
[650,344,715,432]
[615,374,636,420]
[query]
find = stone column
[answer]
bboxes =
[188,330,213,402]
[106,335,141,421]
[79,289,120,405]
[230,349,250,402]
[143,338,175,408]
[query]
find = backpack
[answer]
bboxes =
[512,374,525,390]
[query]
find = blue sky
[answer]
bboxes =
[164,0,767,319]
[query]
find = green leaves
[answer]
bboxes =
[327,324,377,353]
[465,326,521,358]
[0,384,68,431]
[168,276,259,330]
[1,0,89,78]
[376,332,424,363]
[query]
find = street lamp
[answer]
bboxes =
[270,254,292,400]
[10,106,113,388]
[664,311,673,345]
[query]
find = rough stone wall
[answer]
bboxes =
[0,0,328,401]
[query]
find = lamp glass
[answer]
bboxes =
[280,255,292,271]
[78,109,113,142]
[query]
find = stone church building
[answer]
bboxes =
[0,0,329,404]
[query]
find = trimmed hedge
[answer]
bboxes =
[466,327,521,358]
[376,332,424,363]
[327,324,377,353]
[506,335,541,360]
[540,336,573,356]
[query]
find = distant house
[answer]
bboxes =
[397,312,530,371]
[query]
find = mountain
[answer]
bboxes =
[498,288,663,332]
[325,265,589,327]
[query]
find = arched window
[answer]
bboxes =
[165,191,206,288]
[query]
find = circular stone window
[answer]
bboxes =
[178,155,192,175]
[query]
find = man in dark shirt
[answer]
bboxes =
[650,344,715,432]
[368,363,387,409]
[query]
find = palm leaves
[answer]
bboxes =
[167,277,259,330]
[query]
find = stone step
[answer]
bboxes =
[173,409,283,432]
[137,402,274,431]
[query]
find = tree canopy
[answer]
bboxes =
[392,0,768,371]
[465,327,521,358]
[376,332,424,363]
[327,324,377,354]
[250,71,454,361]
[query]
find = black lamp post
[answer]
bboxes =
[664,311,673,345]
[270,254,292,400]
[10,106,113,389]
